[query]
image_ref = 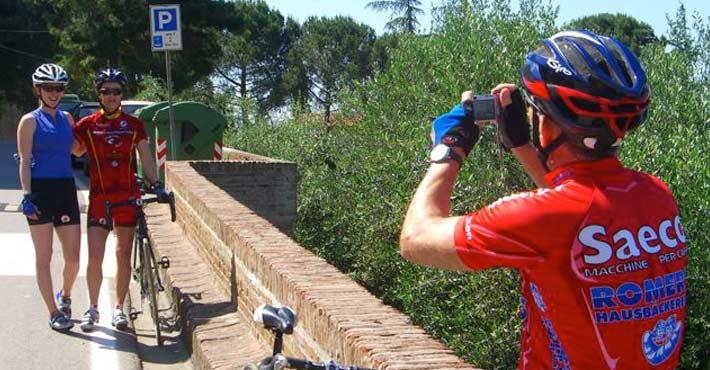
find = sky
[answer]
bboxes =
[263,0,710,37]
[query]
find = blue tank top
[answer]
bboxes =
[30,108,74,179]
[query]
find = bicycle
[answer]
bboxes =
[244,305,375,370]
[105,178,176,346]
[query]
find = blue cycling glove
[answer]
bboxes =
[152,181,170,203]
[432,103,480,156]
[21,194,39,217]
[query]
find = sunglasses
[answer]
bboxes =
[40,85,66,93]
[99,88,123,96]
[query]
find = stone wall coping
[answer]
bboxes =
[222,147,293,163]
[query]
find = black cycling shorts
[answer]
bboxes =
[26,178,80,227]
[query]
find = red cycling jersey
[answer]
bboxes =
[74,110,148,227]
[454,157,687,370]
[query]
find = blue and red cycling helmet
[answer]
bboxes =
[95,67,127,89]
[521,30,650,157]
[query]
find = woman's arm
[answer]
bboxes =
[17,114,36,194]
[17,114,39,220]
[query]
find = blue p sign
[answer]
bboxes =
[153,8,177,32]
[150,5,181,51]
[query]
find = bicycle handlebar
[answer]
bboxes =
[247,355,374,370]
[105,190,176,229]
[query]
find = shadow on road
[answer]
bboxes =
[58,325,137,354]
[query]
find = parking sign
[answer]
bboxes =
[150,5,182,51]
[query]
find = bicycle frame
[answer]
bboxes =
[106,186,175,346]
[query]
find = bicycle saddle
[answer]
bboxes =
[253,304,297,334]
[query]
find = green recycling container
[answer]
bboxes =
[149,101,227,181]
[135,102,169,180]
[135,101,169,136]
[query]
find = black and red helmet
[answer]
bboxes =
[521,30,650,157]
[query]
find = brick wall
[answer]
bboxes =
[187,160,296,235]
[150,159,478,369]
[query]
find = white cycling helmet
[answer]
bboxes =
[32,64,69,86]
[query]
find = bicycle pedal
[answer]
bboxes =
[129,311,140,320]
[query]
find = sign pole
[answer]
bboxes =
[150,3,182,163]
[165,50,176,161]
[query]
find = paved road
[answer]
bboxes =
[0,139,190,370]
[0,140,139,370]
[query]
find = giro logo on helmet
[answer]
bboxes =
[546,58,572,76]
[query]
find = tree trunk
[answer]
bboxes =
[324,90,332,123]
[239,65,248,98]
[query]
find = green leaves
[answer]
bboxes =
[299,16,376,120]
[0,0,59,108]
[566,13,658,54]
[216,0,294,113]
[366,0,424,34]
[33,0,234,99]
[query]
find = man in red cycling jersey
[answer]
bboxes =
[400,30,687,369]
[74,68,168,332]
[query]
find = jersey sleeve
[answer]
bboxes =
[73,116,88,144]
[453,186,590,270]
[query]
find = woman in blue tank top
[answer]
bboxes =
[16,64,83,331]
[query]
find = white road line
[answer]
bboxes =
[0,233,37,276]
[92,263,120,370]
[75,186,120,370]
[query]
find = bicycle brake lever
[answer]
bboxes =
[256,355,286,370]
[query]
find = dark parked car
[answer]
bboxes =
[58,94,81,117]
[121,100,154,116]
[76,102,100,120]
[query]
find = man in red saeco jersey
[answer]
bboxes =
[74,68,168,332]
[400,30,687,369]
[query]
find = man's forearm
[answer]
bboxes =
[400,161,469,271]
[137,141,159,184]
[141,156,159,184]
[403,162,460,232]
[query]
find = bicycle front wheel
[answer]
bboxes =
[141,237,162,346]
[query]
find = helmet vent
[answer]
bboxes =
[583,137,597,149]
